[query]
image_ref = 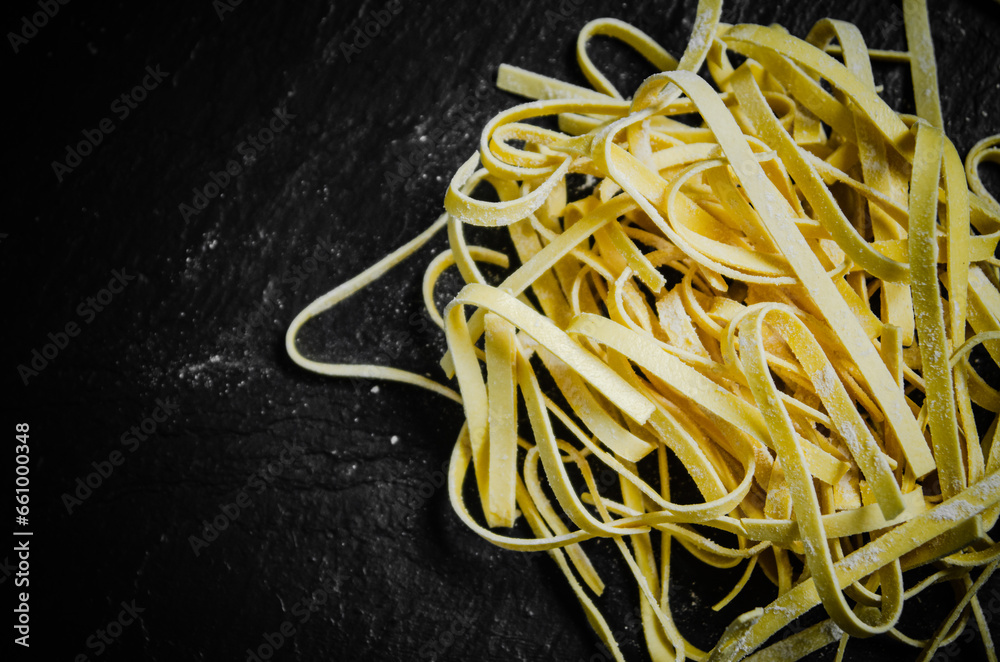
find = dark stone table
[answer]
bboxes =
[6,0,999,659]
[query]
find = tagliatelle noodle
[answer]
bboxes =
[966,136,1000,224]
[286,0,1000,660]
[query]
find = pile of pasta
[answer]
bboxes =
[287,0,1000,659]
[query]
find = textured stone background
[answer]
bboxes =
[6,0,999,660]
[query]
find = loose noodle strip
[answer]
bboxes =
[743,620,844,662]
[739,489,926,545]
[485,313,519,527]
[909,124,966,499]
[916,560,998,661]
[966,135,1000,220]
[287,3,1000,661]
[522,445,605,594]
[902,0,943,129]
[712,555,759,612]
[422,246,509,329]
[286,211,462,403]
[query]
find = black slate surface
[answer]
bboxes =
[5,0,1000,660]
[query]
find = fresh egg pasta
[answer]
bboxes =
[287,1,1000,659]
